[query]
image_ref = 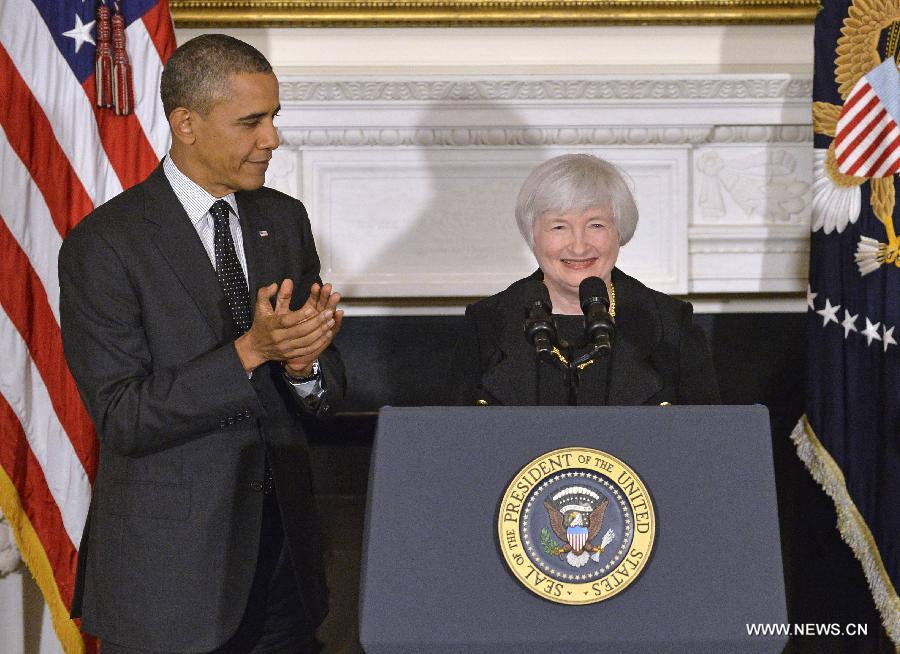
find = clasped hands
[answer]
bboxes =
[235,279,343,376]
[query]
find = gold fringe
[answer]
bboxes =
[790,416,900,647]
[812,100,841,137]
[0,466,86,654]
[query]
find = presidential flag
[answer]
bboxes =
[796,0,900,644]
[0,1,174,651]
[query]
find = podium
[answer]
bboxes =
[359,406,788,653]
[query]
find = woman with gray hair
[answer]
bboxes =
[447,154,719,406]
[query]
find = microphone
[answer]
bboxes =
[579,276,615,353]
[522,281,557,356]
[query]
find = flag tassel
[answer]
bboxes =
[111,4,132,116]
[94,4,113,108]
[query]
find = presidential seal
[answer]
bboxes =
[497,447,655,605]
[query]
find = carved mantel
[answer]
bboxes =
[268,73,813,312]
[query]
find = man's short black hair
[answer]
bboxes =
[160,34,273,118]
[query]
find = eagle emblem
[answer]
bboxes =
[543,485,616,568]
[811,0,900,275]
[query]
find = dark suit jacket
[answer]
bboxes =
[447,268,720,406]
[59,164,345,652]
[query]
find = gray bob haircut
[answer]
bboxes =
[514,154,639,248]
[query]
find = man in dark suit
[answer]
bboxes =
[59,34,343,652]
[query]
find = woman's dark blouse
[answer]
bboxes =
[446,268,721,406]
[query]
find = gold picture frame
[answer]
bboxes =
[170,0,817,27]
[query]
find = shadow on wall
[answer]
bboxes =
[333,100,545,410]
[0,565,63,654]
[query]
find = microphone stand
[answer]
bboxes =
[524,300,566,405]
[577,277,615,374]
[572,303,616,404]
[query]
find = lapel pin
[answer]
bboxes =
[258,230,269,237]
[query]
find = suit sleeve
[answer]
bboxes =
[282,199,346,413]
[676,302,721,405]
[59,228,265,457]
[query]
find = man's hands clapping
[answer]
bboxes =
[235,279,343,375]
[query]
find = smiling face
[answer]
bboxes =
[173,72,280,197]
[532,205,620,314]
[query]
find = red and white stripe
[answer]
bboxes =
[834,78,900,178]
[0,2,174,651]
[568,529,588,553]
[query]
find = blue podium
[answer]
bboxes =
[359,405,788,653]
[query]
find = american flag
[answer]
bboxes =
[0,1,174,651]
[833,57,900,178]
[798,0,900,644]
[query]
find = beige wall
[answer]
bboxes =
[175,25,814,73]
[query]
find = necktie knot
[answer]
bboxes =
[210,200,231,228]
